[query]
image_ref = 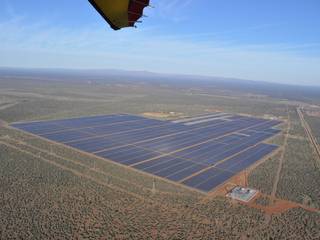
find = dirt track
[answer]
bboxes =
[297,107,320,168]
[0,102,18,111]
[271,106,290,203]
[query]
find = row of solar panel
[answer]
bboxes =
[11,114,163,135]
[183,143,278,191]
[84,130,274,173]
[12,113,281,139]
[11,114,281,192]
[64,116,275,156]
[135,120,270,153]
[56,117,235,148]
[22,117,225,144]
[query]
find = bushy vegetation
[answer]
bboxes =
[0,77,289,124]
[0,144,250,239]
[288,107,306,137]
[1,143,316,239]
[305,114,320,143]
[248,152,281,195]
[1,133,320,239]
[276,138,320,208]
[251,208,320,239]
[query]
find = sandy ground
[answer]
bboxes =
[0,102,18,111]
[143,112,184,119]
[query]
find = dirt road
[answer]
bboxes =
[297,107,320,168]
[270,107,290,203]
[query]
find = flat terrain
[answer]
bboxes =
[11,113,281,193]
[304,109,320,149]
[1,71,320,239]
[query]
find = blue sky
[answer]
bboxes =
[0,0,320,86]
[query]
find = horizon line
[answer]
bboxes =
[1,65,320,88]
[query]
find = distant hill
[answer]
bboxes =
[1,67,320,104]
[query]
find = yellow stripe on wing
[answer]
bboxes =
[90,0,130,29]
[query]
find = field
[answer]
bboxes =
[1,70,320,239]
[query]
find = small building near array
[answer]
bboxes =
[226,186,258,203]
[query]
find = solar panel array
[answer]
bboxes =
[11,113,281,192]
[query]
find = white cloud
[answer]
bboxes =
[0,15,320,86]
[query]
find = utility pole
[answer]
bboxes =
[152,178,156,194]
[244,169,248,187]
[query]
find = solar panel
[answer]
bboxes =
[11,113,281,192]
